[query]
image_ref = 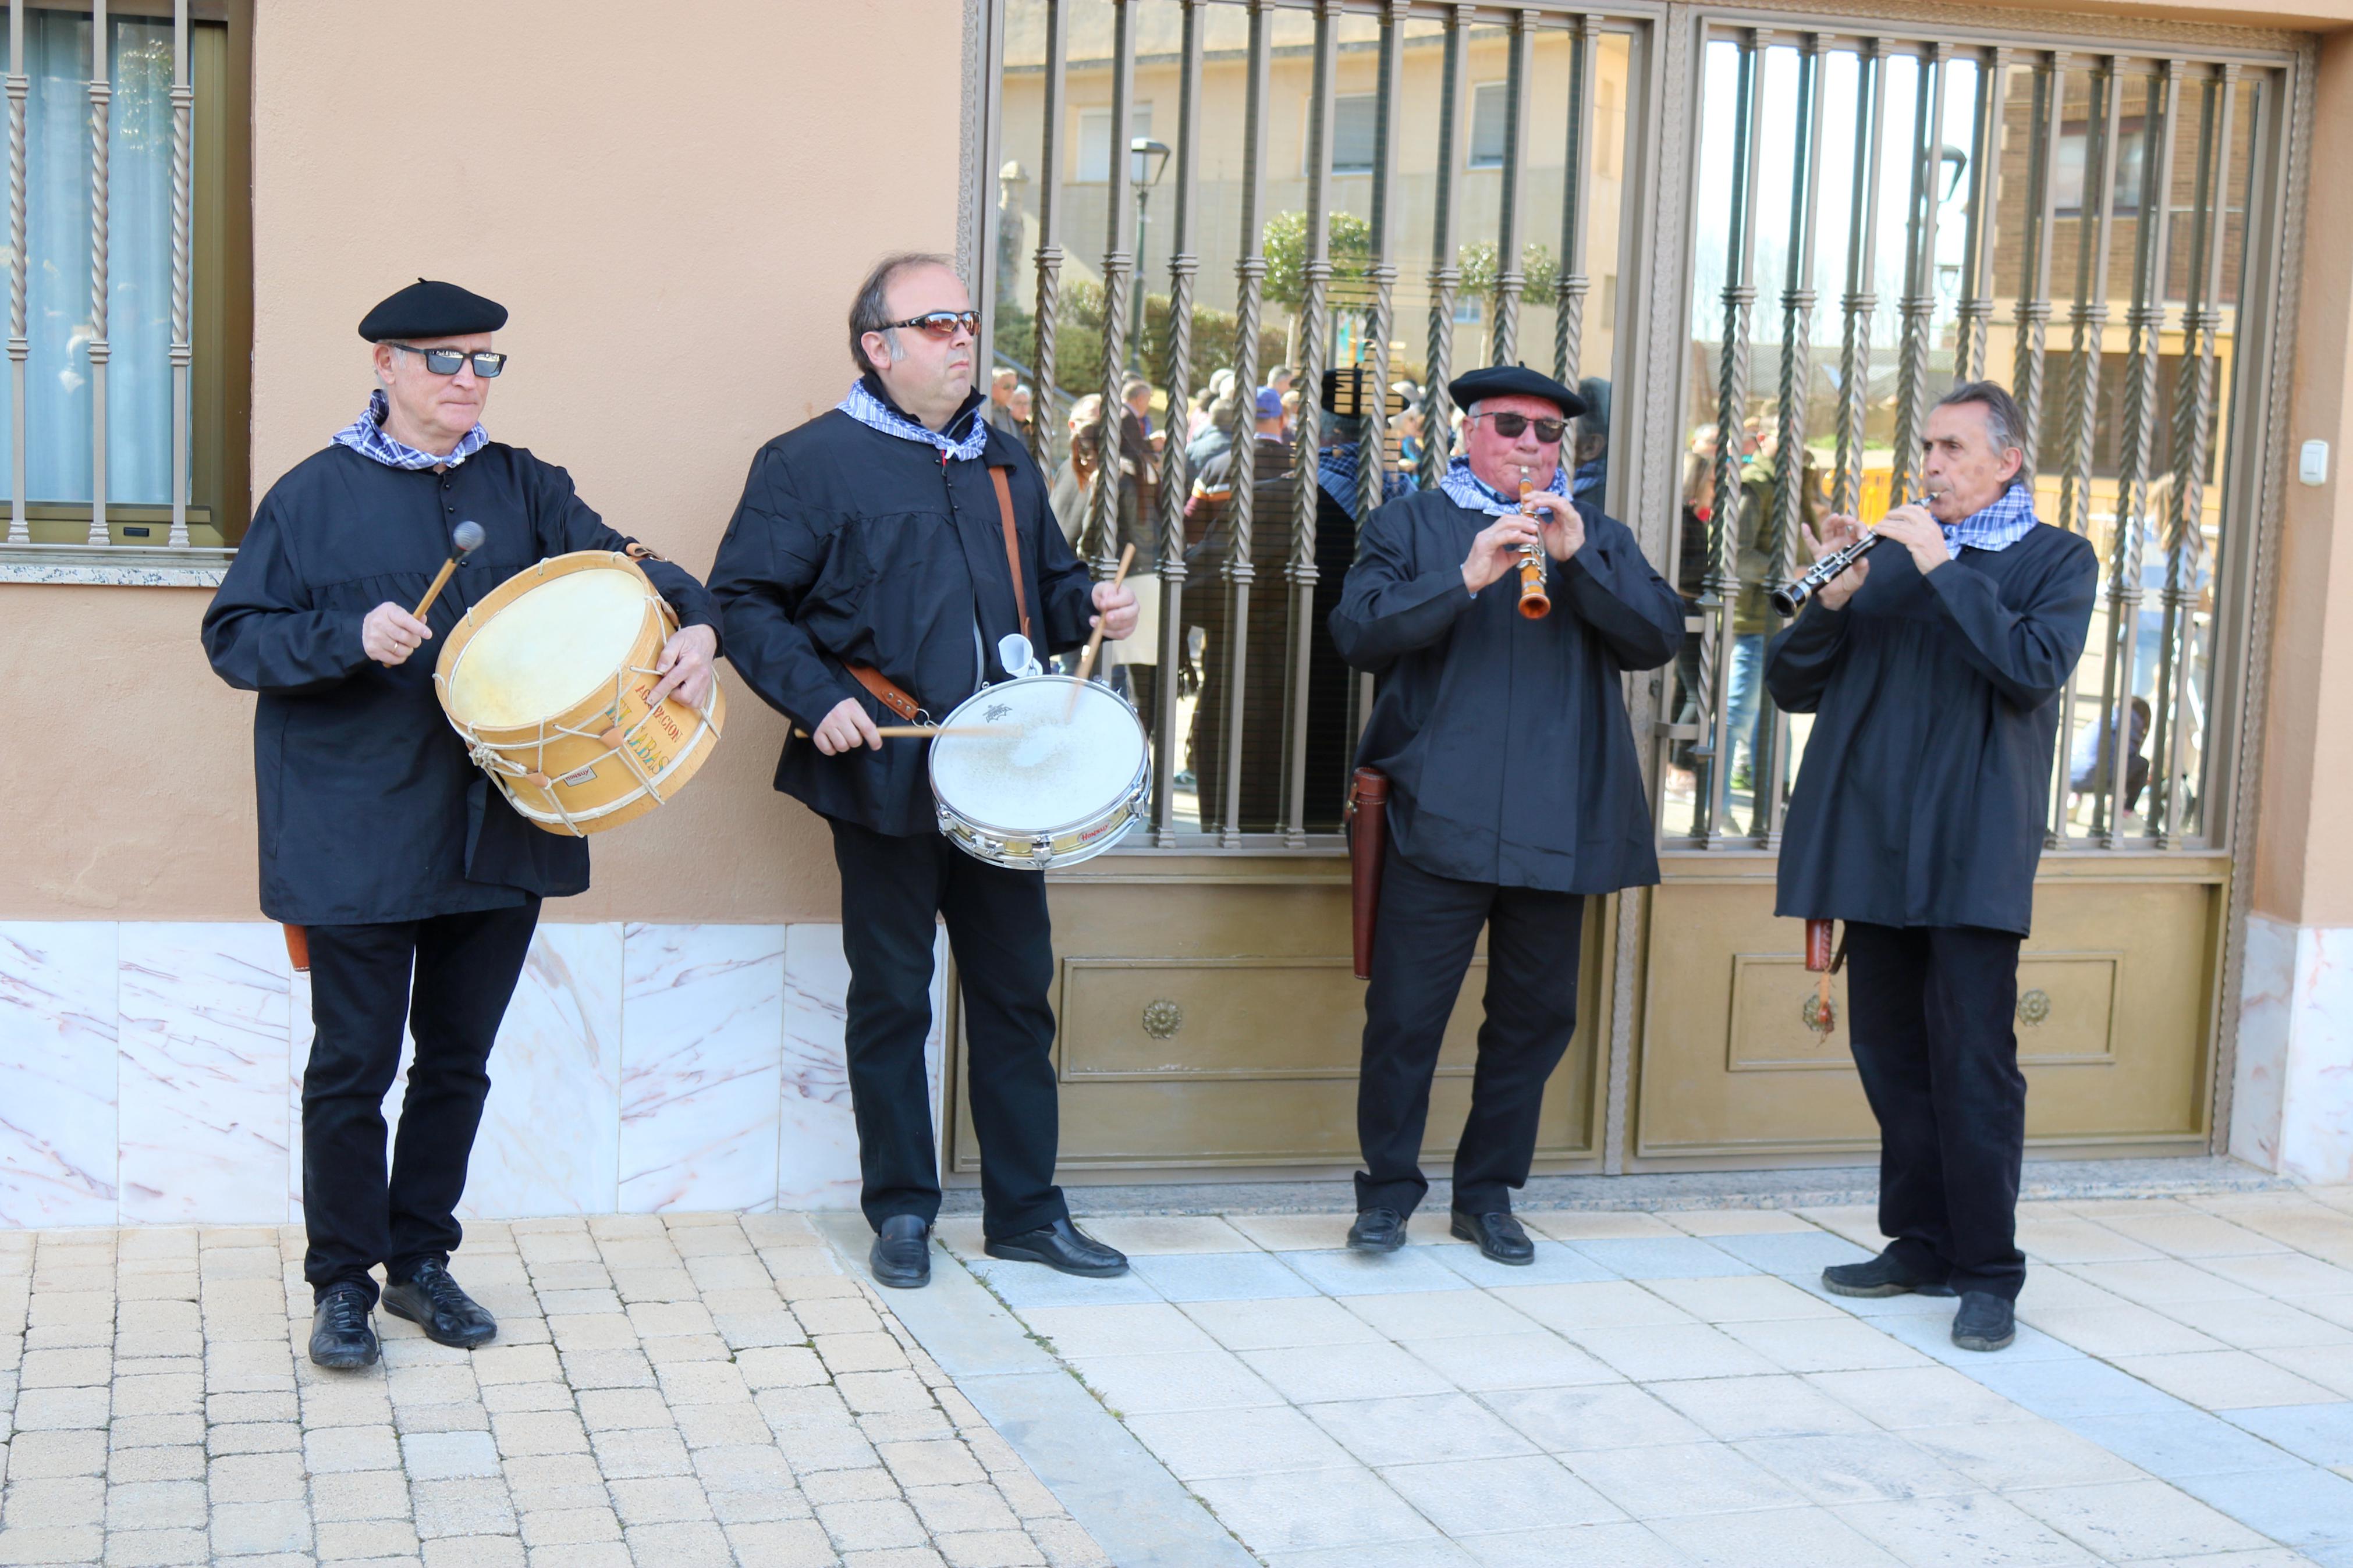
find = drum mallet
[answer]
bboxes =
[1067,543,1137,718]
[414,520,486,620]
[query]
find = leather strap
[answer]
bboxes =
[846,662,920,721]
[989,467,1030,639]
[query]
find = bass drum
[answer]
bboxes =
[928,674,1147,868]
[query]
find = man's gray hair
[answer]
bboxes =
[1935,379,2027,459]
[849,251,956,375]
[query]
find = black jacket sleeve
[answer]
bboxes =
[708,443,861,730]
[1555,508,1683,671]
[1763,599,1851,713]
[1923,541,2098,709]
[530,457,720,643]
[201,490,372,696]
[1330,502,1480,672]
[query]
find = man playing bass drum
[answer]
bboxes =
[1770,381,2096,1353]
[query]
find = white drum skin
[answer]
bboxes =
[928,675,1148,868]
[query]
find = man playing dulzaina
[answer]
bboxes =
[1772,381,2097,1353]
[1333,364,1681,1263]
[203,280,720,1370]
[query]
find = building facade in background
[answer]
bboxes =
[2,0,2351,1235]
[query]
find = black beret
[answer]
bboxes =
[358,278,508,342]
[1447,362,1588,419]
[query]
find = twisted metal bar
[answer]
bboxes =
[1890,45,1947,500]
[1150,0,1203,845]
[2014,52,2068,486]
[2150,66,2237,845]
[1088,0,1136,579]
[168,0,189,547]
[1553,14,1596,389]
[2050,55,2122,845]
[1487,10,1532,365]
[1830,40,1885,520]
[2094,61,2178,845]
[1217,0,1272,848]
[1280,0,1336,847]
[5,0,24,546]
[1421,6,1470,492]
[87,0,110,547]
[1758,34,1827,842]
[1697,30,1769,844]
[1026,0,1066,474]
[1358,0,1407,524]
[1953,49,2009,384]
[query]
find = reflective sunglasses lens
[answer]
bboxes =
[1489,413,1528,437]
[1535,419,1566,442]
[472,354,504,378]
[422,349,465,374]
[915,312,977,338]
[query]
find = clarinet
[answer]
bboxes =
[1770,493,1939,617]
[1515,473,1552,620]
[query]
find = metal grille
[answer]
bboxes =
[1663,29,2279,855]
[0,0,198,553]
[990,0,1645,848]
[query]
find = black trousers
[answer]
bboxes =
[301,899,541,1303]
[830,818,1067,1241]
[1355,851,1584,1218]
[1844,922,2029,1300]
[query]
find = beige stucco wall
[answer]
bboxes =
[0,0,967,923]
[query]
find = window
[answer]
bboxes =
[2,3,249,550]
[1075,102,1152,183]
[2055,118,2147,216]
[1329,93,1376,175]
[1468,81,1510,168]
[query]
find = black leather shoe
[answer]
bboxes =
[1451,1210,1535,1265]
[1952,1291,2017,1352]
[380,1258,498,1349]
[308,1282,380,1370]
[1823,1250,1955,1299]
[869,1215,932,1289]
[984,1217,1128,1278]
[1348,1208,1408,1253]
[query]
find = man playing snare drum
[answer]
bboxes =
[709,253,1137,1290]
[203,279,720,1370]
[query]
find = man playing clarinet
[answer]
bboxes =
[1770,381,2096,1352]
[1333,364,1680,1263]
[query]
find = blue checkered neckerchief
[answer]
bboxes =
[1438,455,1568,517]
[837,378,990,462]
[1316,443,1414,523]
[1939,481,2039,559]
[331,388,488,471]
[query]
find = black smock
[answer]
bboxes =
[707,382,1097,835]
[1331,490,1683,894]
[1767,523,2099,937]
[201,442,719,926]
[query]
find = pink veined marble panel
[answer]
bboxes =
[0,922,120,1226]
[2279,924,2353,1185]
[461,922,623,1219]
[2231,912,2297,1173]
[780,924,949,1210]
[617,923,787,1214]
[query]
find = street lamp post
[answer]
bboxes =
[1128,137,1172,376]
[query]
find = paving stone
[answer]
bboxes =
[210,1496,314,1556]
[818,1495,929,1551]
[589,1424,691,1480]
[517,1504,621,1546]
[721,1519,839,1566]
[489,1410,589,1458]
[108,1443,206,1484]
[307,1423,401,1473]
[606,1473,715,1526]
[311,1467,414,1523]
[10,1427,107,1478]
[409,1477,518,1538]
[315,1517,422,1559]
[101,1524,212,1566]
[418,1535,526,1567]
[402,1431,501,1481]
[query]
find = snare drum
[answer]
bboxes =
[434,550,725,836]
[928,675,1148,868]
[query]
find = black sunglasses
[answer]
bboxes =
[389,343,507,378]
[881,311,979,340]
[1471,410,1567,443]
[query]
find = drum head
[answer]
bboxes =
[930,677,1147,834]
[446,566,649,728]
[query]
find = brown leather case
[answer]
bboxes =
[1345,767,1390,982]
[283,923,310,975]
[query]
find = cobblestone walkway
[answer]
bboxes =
[0,1212,1107,1567]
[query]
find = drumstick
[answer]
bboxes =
[792,723,1018,739]
[413,520,485,620]
[1067,542,1138,719]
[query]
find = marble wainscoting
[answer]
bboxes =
[0,920,944,1228]
[2233,912,2353,1183]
